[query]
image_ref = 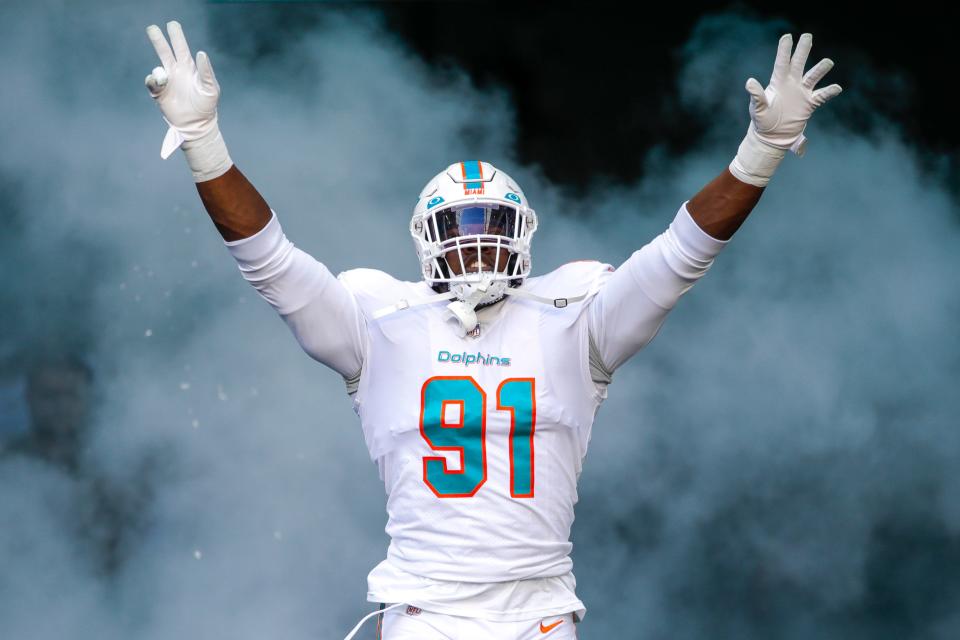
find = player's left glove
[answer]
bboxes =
[729,33,843,187]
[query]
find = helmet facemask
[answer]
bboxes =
[412,202,536,307]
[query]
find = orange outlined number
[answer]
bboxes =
[498,378,536,498]
[420,377,487,497]
[419,376,536,498]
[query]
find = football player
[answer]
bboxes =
[144,21,840,640]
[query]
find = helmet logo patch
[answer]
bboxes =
[505,192,522,204]
[427,196,445,209]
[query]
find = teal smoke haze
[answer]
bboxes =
[0,2,956,639]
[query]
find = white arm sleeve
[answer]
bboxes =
[589,200,729,375]
[224,211,366,380]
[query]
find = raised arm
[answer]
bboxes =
[143,21,365,382]
[144,21,270,240]
[589,33,842,380]
[687,33,842,239]
[195,167,273,241]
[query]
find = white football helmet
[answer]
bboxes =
[411,161,538,308]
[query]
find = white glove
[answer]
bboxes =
[145,21,232,182]
[730,33,843,187]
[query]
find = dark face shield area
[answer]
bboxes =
[430,205,518,243]
[426,204,521,278]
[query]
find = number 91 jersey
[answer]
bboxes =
[338,260,613,583]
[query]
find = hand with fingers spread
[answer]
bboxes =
[729,32,843,187]
[144,20,232,182]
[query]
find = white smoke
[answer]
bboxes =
[0,3,956,639]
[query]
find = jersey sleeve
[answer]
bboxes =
[223,210,366,381]
[588,200,730,375]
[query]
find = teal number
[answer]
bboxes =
[419,377,537,499]
[499,379,536,498]
[420,377,487,497]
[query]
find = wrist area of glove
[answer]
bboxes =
[728,123,787,187]
[180,125,233,183]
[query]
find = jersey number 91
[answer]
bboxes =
[419,376,536,499]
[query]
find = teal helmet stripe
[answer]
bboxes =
[462,160,483,191]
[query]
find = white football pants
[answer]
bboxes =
[372,604,578,640]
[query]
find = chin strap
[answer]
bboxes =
[501,287,588,308]
[372,290,456,320]
[373,276,590,337]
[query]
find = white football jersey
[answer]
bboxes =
[339,260,613,583]
[223,199,730,623]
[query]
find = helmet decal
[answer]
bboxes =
[461,160,485,195]
[427,196,445,209]
[505,192,521,204]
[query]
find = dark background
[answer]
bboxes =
[210,1,958,195]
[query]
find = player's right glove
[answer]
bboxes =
[729,33,842,187]
[144,20,232,182]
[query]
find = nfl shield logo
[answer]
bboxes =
[405,606,422,616]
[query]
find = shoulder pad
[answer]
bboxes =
[525,260,614,301]
[337,269,426,319]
